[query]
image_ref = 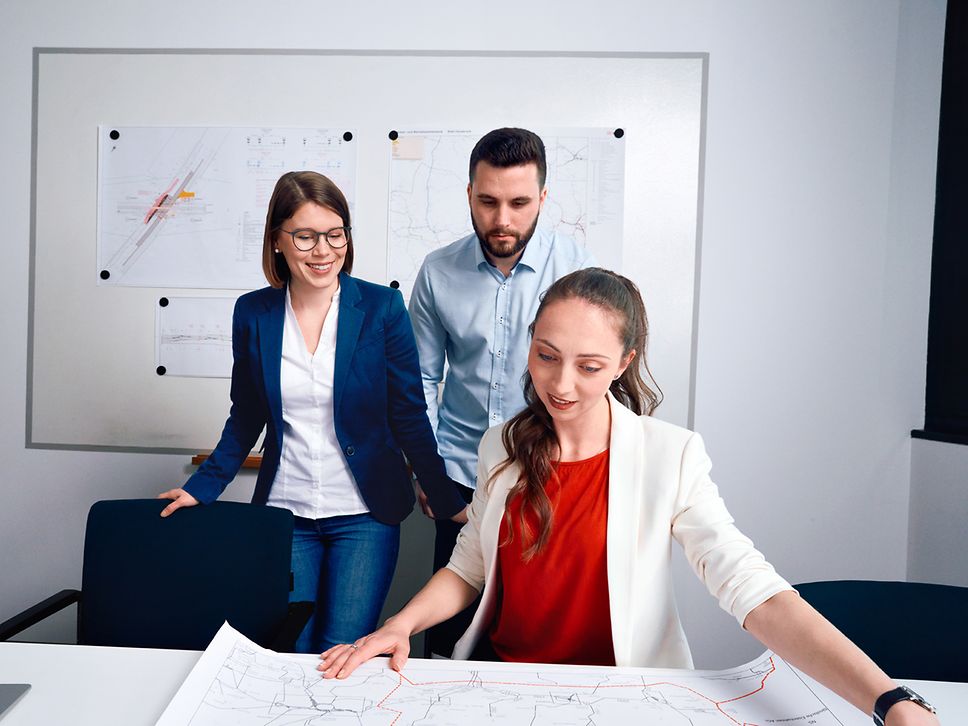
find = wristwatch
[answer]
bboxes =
[873,685,935,725]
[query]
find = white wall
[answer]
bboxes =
[0,0,947,668]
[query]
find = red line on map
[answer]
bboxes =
[375,674,405,726]
[373,656,778,726]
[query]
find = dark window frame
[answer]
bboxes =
[912,0,968,447]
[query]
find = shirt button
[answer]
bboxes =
[492,383,498,389]
[345,445,355,456]
[496,350,502,358]
[491,413,498,420]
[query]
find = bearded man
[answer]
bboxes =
[408,127,594,658]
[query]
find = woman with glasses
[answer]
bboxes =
[157,171,468,654]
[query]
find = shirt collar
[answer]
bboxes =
[472,226,549,275]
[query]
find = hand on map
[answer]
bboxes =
[318,620,412,679]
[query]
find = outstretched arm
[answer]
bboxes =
[158,296,266,512]
[317,568,478,678]
[744,591,939,726]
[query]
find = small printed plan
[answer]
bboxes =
[155,296,237,378]
[157,622,868,725]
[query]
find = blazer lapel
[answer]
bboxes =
[333,273,364,415]
[606,392,643,666]
[257,287,286,441]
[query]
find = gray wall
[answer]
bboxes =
[909,439,968,586]
[0,0,949,668]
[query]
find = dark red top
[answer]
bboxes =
[489,448,615,665]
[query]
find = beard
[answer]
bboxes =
[472,212,540,260]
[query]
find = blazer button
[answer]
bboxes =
[345,445,355,456]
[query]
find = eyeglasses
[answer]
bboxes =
[278,226,351,251]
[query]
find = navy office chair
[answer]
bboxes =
[0,499,311,651]
[795,579,968,682]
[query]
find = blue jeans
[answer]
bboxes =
[290,513,400,654]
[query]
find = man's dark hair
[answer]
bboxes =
[469,128,547,188]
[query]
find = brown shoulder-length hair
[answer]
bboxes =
[262,171,354,287]
[492,267,663,560]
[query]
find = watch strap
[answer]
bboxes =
[873,685,935,725]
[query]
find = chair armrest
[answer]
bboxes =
[0,589,81,641]
[269,601,313,653]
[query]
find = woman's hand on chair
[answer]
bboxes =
[157,488,199,517]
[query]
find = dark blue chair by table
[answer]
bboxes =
[795,580,968,682]
[0,499,311,651]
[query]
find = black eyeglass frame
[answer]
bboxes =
[277,226,352,251]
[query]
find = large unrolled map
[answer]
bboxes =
[156,622,867,725]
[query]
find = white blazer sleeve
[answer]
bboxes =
[671,432,793,626]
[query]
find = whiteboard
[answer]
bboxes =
[28,49,706,452]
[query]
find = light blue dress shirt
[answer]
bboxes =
[408,228,595,488]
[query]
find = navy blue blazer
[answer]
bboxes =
[184,273,465,524]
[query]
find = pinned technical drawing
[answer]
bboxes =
[386,127,625,301]
[97,125,358,289]
[155,296,237,378]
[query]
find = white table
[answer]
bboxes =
[0,641,199,724]
[1,641,964,724]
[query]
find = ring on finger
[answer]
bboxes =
[348,643,358,651]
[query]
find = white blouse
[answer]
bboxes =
[266,287,369,519]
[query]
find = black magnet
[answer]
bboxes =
[100,270,110,280]
[156,366,167,376]
[343,131,353,142]
[159,297,169,307]
[388,130,399,141]
[614,128,625,138]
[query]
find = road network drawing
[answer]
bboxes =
[157,623,866,725]
[97,126,357,289]
[387,128,625,301]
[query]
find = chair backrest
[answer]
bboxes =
[795,580,968,682]
[79,499,294,650]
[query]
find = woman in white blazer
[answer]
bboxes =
[320,269,938,726]
[443,391,788,669]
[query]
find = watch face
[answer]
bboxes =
[899,686,936,713]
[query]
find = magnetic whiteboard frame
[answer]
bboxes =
[27,48,708,453]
